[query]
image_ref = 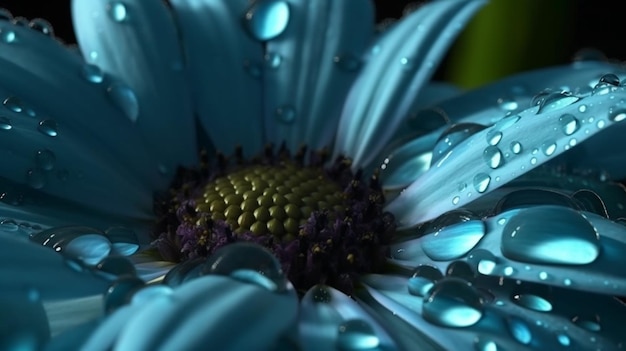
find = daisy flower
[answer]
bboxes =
[1,0,625,350]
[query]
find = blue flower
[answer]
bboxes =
[1,0,625,350]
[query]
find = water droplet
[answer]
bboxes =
[244,0,290,41]
[275,105,295,124]
[563,278,572,286]
[400,57,413,70]
[202,242,287,292]
[474,338,499,351]
[541,141,557,156]
[0,219,19,232]
[96,255,136,277]
[0,116,11,130]
[309,284,332,303]
[609,107,626,122]
[81,63,104,83]
[512,294,552,312]
[579,104,587,113]
[446,261,475,280]
[452,196,460,205]
[497,97,518,111]
[572,316,601,331]
[26,169,45,189]
[28,18,53,36]
[107,82,139,122]
[510,141,522,154]
[334,53,361,72]
[559,113,579,135]
[264,52,282,69]
[108,1,128,22]
[35,149,55,171]
[508,317,532,344]
[599,73,620,86]
[421,220,485,261]
[536,91,579,114]
[3,96,22,113]
[501,206,600,265]
[32,226,112,265]
[503,266,515,276]
[408,265,442,297]
[557,333,570,346]
[104,275,144,313]
[468,249,498,275]
[486,130,503,146]
[422,278,483,327]
[432,123,486,165]
[0,28,16,43]
[473,173,491,193]
[163,257,205,287]
[336,319,380,350]
[37,119,58,137]
[483,146,503,168]
[0,9,13,21]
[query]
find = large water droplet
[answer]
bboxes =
[104,275,144,313]
[512,294,553,312]
[202,242,287,292]
[37,119,58,137]
[483,146,503,169]
[31,226,112,265]
[501,206,600,265]
[336,319,380,350]
[421,220,485,261]
[0,116,11,130]
[408,265,443,296]
[35,149,55,171]
[536,91,579,114]
[108,1,129,22]
[599,73,620,86]
[473,173,491,193]
[81,63,104,83]
[275,105,295,124]
[422,278,483,327]
[486,130,503,146]
[559,113,580,135]
[245,0,290,41]
[107,82,139,122]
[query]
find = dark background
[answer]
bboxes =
[0,0,623,87]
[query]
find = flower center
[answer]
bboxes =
[151,146,396,295]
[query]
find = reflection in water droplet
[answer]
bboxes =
[0,116,11,130]
[536,91,579,114]
[107,82,139,122]
[483,146,503,168]
[37,120,58,137]
[559,113,579,135]
[510,141,522,154]
[108,1,128,22]
[473,173,491,193]
[81,63,104,83]
[423,278,483,327]
[244,0,290,41]
[336,319,380,350]
[486,130,503,146]
[501,206,600,265]
[541,141,557,156]
[512,294,552,312]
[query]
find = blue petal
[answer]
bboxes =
[113,275,298,350]
[386,84,626,228]
[71,0,198,172]
[262,0,374,151]
[0,21,161,218]
[168,0,265,155]
[334,0,486,169]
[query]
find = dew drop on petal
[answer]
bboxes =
[104,275,144,313]
[96,255,136,277]
[3,96,22,113]
[486,130,503,146]
[497,97,518,111]
[512,294,552,312]
[202,242,287,292]
[483,146,503,169]
[536,91,579,114]
[107,82,139,122]
[35,149,55,171]
[244,0,290,41]
[559,113,579,135]
[336,319,380,350]
[422,278,483,328]
[446,261,475,280]
[599,73,620,86]
[64,233,112,266]
[473,173,491,193]
[264,52,282,69]
[508,317,532,344]
[0,9,13,21]
[474,338,500,351]
[107,1,128,22]
[572,316,601,332]
[510,141,522,154]
[609,107,626,122]
[421,220,485,261]
[557,333,570,346]
[408,265,442,297]
[309,284,332,303]
[28,18,54,36]
[0,29,16,43]
[501,206,600,265]
[37,120,58,137]
[0,219,18,232]
[81,63,104,83]
[0,116,11,130]
[541,141,557,156]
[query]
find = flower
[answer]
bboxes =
[1,0,626,350]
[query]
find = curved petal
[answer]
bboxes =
[262,0,374,151]
[386,85,626,228]
[334,0,486,169]
[0,21,161,218]
[72,0,198,171]
[168,0,264,156]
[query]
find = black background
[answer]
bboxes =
[0,0,624,85]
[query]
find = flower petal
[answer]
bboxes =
[262,0,374,151]
[168,0,264,155]
[113,275,298,350]
[71,0,198,170]
[334,0,486,169]
[386,85,626,228]
[0,21,162,218]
